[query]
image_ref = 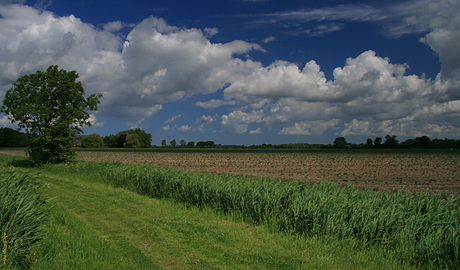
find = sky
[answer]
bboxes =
[0,0,460,146]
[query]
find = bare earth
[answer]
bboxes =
[2,149,459,196]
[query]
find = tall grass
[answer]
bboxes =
[50,161,460,269]
[0,170,48,268]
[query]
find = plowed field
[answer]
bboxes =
[2,149,459,196]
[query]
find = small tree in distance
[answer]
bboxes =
[81,133,104,148]
[333,137,348,149]
[366,138,373,149]
[187,141,195,148]
[170,139,177,147]
[1,65,101,163]
[374,137,382,148]
[124,134,141,148]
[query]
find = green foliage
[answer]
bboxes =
[51,161,460,269]
[81,133,104,148]
[196,141,215,148]
[117,128,151,148]
[0,128,28,147]
[366,138,373,148]
[170,139,176,147]
[1,65,101,163]
[0,170,48,268]
[161,140,167,147]
[383,135,399,149]
[187,141,195,148]
[124,134,141,148]
[103,134,118,148]
[333,137,348,149]
[374,137,382,148]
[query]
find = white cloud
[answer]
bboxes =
[261,36,275,43]
[195,99,237,109]
[0,6,263,126]
[87,114,104,128]
[249,127,262,134]
[258,0,460,82]
[279,120,339,136]
[221,110,264,134]
[1,3,459,139]
[103,21,124,32]
[201,114,218,123]
[0,115,17,129]
[177,125,192,132]
[165,114,183,123]
[217,49,460,137]
[204,27,219,38]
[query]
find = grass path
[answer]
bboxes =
[0,152,410,269]
[27,168,408,269]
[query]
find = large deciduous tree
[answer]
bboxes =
[1,65,102,163]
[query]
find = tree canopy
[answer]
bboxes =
[117,128,152,148]
[1,65,101,163]
[81,134,104,148]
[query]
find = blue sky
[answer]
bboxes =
[1,0,460,146]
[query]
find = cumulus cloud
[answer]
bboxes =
[1,2,459,139]
[249,127,262,134]
[218,49,460,137]
[0,5,263,126]
[279,120,340,136]
[257,0,460,82]
[204,27,219,38]
[87,114,104,128]
[177,125,192,132]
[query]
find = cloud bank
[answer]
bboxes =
[0,1,459,139]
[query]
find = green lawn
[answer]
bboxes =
[1,155,412,269]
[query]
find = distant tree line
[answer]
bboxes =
[332,135,460,149]
[75,128,153,148]
[2,127,460,149]
[160,139,215,148]
[104,128,152,148]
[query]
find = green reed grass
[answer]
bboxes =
[49,161,459,269]
[0,170,48,268]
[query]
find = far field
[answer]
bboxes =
[2,148,459,196]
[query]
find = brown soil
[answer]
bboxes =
[2,149,459,196]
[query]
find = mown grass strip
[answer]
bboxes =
[42,160,460,269]
[28,162,407,269]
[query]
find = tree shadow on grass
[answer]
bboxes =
[8,158,37,168]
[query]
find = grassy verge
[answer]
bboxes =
[43,160,460,269]
[0,154,411,269]
[0,169,47,269]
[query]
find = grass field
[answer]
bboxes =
[0,154,416,269]
[1,149,459,268]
